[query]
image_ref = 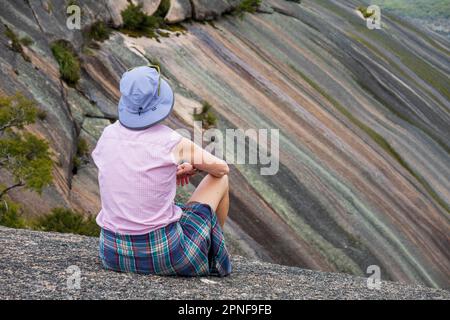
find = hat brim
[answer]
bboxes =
[118,78,174,130]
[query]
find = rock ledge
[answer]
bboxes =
[0,227,448,300]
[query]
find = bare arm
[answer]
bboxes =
[173,137,229,178]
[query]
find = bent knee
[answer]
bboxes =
[208,174,229,190]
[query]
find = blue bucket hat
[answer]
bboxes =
[118,65,174,130]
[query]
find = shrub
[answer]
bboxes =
[0,133,53,194]
[84,21,111,43]
[76,137,89,157]
[233,0,261,16]
[0,92,37,130]
[19,36,34,47]
[36,109,47,121]
[121,3,162,32]
[51,40,81,86]
[357,6,375,19]
[4,25,22,52]
[0,199,26,229]
[4,25,31,62]
[72,156,81,175]
[33,207,100,236]
[193,101,217,129]
[0,93,53,198]
[72,137,89,175]
[120,1,179,39]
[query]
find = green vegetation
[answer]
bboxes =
[19,36,33,47]
[72,137,89,175]
[233,0,261,17]
[0,93,37,131]
[120,1,183,39]
[0,93,53,199]
[0,201,100,236]
[0,133,53,195]
[0,200,26,229]
[72,156,81,174]
[76,137,89,157]
[193,101,218,129]
[4,25,31,62]
[119,1,189,39]
[4,26,22,52]
[50,40,81,86]
[121,2,163,38]
[0,93,54,228]
[0,93,99,236]
[166,23,187,34]
[357,6,375,18]
[36,109,47,121]
[154,0,171,18]
[84,21,111,43]
[33,208,99,236]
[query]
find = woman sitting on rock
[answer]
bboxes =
[92,65,231,276]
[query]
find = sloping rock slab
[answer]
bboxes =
[0,227,448,300]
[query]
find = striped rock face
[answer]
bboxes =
[0,0,448,288]
[189,0,235,20]
[120,0,450,288]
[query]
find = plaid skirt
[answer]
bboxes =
[99,202,232,277]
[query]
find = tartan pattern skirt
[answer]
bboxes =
[99,202,232,277]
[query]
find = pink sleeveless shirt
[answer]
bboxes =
[92,121,183,235]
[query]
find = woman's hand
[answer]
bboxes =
[176,162,196,187]
[172,138,229,178]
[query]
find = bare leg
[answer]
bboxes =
[188,174,229,227]
[215,190,229,227]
